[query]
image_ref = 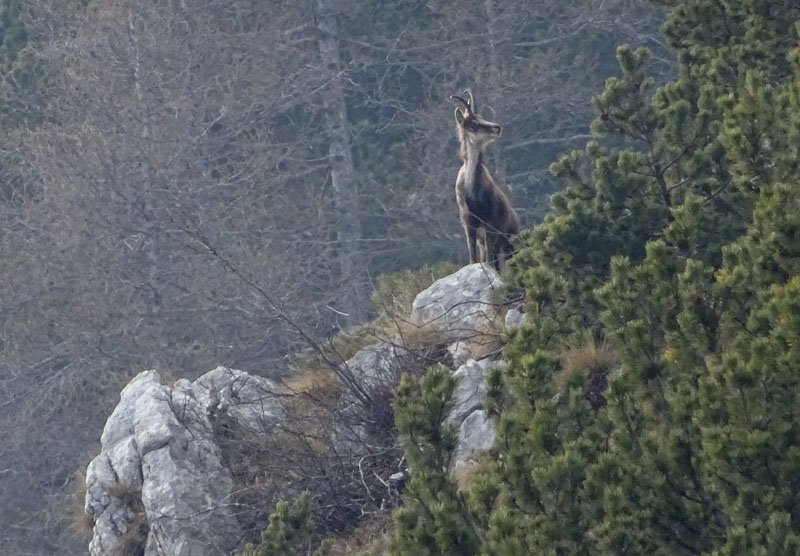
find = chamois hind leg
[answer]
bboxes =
[477,228,489,266]
[495,235,515,271]
[484,231,500,271]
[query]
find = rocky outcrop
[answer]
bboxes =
[343,342,405,390]
[86,368,283,556]
[447,358,492,427]
[191,366,283,432]
[411,263,503,341]
[85,263,513,555]
[504,305,527,327]
[446,358,499,481]
[453,410,496,479]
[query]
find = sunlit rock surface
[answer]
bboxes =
[410,263,502,341]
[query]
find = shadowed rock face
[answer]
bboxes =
[86,264,508,555]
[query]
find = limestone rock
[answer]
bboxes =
[85,437,144,556]
[452,410,496,481]
[193,365,283,432]
[446,358,492,427]
[446,358,500,482]
[411,263,502,341]
[504,306,527,327]
[100,370,162,449]
[86,367,276,556]
[458,409,495,453]
[344,342,404,390]
[136,380,240,556]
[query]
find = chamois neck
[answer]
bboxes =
[460,141,485,198]
[460,139,484,169]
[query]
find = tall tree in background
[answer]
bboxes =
[315,0,368,323]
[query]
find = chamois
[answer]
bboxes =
[451,90,519,271]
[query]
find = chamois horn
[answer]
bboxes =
[450,93,473,115]
[464,89,475,112]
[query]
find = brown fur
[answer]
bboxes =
[451,90,520,270]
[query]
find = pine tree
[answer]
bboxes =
[390,366,479,556]
[239,491,332,556]
[395,2,800,555]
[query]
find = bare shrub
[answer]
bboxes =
[215,300,463,547]
[213,371,400,545]
[326,512,392,556]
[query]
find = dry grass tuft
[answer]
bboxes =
[283,368,341,395]
[556,335,617,387]
[326,512,392,556]
[105,481,148,556]
[556,334,618,410]
[66,467,95,538]
[455,309,507,361]
[455,452,493,493]
[112,516,148,556]
[106,481,142,509]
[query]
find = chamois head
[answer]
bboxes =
[451,90,501,151]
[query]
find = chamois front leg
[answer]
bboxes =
[462,218,479,264]
[477,234,488,266]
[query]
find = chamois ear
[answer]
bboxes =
[464,89,476,113]
[454,107,466,125]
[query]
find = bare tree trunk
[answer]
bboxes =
[484,0,507,186]
[315,0,367,324]
[127,6,163,317]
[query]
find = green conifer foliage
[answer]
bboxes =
[391,366,479,556]
[239,491,332,556]
[393,3,800,555]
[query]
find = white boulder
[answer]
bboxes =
[411,263,503,341]
[85,367,285,556]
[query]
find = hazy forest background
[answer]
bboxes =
[0,1,670,554]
